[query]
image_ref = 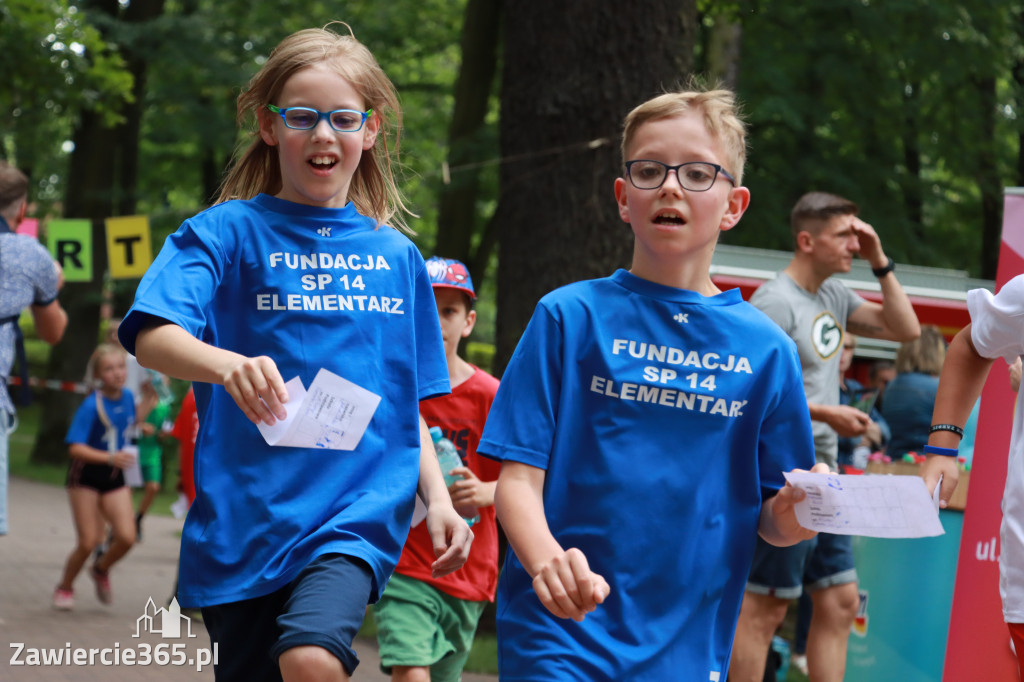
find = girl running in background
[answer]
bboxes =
[54,343,137,609]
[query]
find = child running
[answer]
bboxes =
[478,88,823,680]
[54,343,137,609]
[133,369,170,541]
[373,256,501,682]
[117,25,471,682]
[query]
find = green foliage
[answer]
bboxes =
[725,0,1022,276]
[1,0,134,213]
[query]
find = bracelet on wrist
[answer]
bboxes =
[923,444,959,457]
[872,257,895,278]
[929,423,964,439]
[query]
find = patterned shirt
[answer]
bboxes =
[0,217,60,415]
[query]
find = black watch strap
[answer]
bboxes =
[872,257,895,278]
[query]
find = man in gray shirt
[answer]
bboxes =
[0,161,68,535]
[730,192,920,682]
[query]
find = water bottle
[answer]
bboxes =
[430,426,478,526]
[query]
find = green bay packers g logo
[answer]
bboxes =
[811,312,843,359]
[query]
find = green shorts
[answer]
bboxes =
[138,444,162,484]
[372,573,487,682]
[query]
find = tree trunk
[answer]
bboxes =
[31,0,166,465]
[492,1,698,374]
[975,73,1001,280]
[435,0,502,289]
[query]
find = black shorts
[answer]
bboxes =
[66,460,126,494]
[201,553,373,682]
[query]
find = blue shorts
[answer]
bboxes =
[746,532,857,599]
[202,553,372,682]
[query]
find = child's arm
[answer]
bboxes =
[495,461,610,622]
[757,462,829,546]
[68,443,135,469]
[135,322,288,426]
[448,466,496,517]
[921,324,994,506]
[417,415,473,577]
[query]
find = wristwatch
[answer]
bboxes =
[872,257,895,278]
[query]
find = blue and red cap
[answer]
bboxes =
[425,256,475,299]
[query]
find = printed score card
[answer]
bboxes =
[784,471,945,538]
[257,368,381,450]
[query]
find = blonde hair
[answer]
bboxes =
[216,25,414,234]
[620,89,747,185]
[85,343,127,388]
[895,325,946,376]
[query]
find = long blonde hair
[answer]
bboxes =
[216,25,414,234]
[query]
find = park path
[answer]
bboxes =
[0,476,497,681]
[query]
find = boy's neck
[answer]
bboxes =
[448,354,476,390]
[629,250,721,296]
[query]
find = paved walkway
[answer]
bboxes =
[1,476,497,681]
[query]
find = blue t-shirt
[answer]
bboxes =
[478,270,815,681]
[118,194,449,607]
[880,371,940,458]
[65,391,136,451]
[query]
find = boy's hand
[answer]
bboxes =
[531,547,610,622]
[764,462,831,545]
[221,355,289,425]
[139,422,157,436]
[427,503,474,578]
[448,466,495,517]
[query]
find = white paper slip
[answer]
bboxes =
[257,368,381,450]
[783,471,945,538]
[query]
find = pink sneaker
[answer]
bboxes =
[90,566,112,605]
[53,587,74,610]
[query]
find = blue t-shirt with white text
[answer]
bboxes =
[119,194,449,607]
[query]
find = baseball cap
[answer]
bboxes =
[424,256,476,299]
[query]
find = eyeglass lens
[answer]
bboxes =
[628,161,721,191]
[282,108,365,132]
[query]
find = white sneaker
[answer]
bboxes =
[792,653,809,675]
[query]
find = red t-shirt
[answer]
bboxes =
[171,387,198,505]
[395,366,501,602]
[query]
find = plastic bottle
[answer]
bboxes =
[429,426,478,526]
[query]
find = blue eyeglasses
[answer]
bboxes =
[266,105,372,132]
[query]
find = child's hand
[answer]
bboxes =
[531,547,610,622]
[426,503,474,578]
[221,355,289,425]
[766,462,831,545]
[111,450,136,470]
[447,467,494,518]
[139,422,156,436]
[921,455,960,509]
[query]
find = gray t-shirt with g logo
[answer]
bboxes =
[751,272,863,470]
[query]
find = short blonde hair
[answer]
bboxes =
[895,325,946,376]
[620,89,747,185]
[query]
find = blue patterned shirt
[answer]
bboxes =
[0,217,60,415]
